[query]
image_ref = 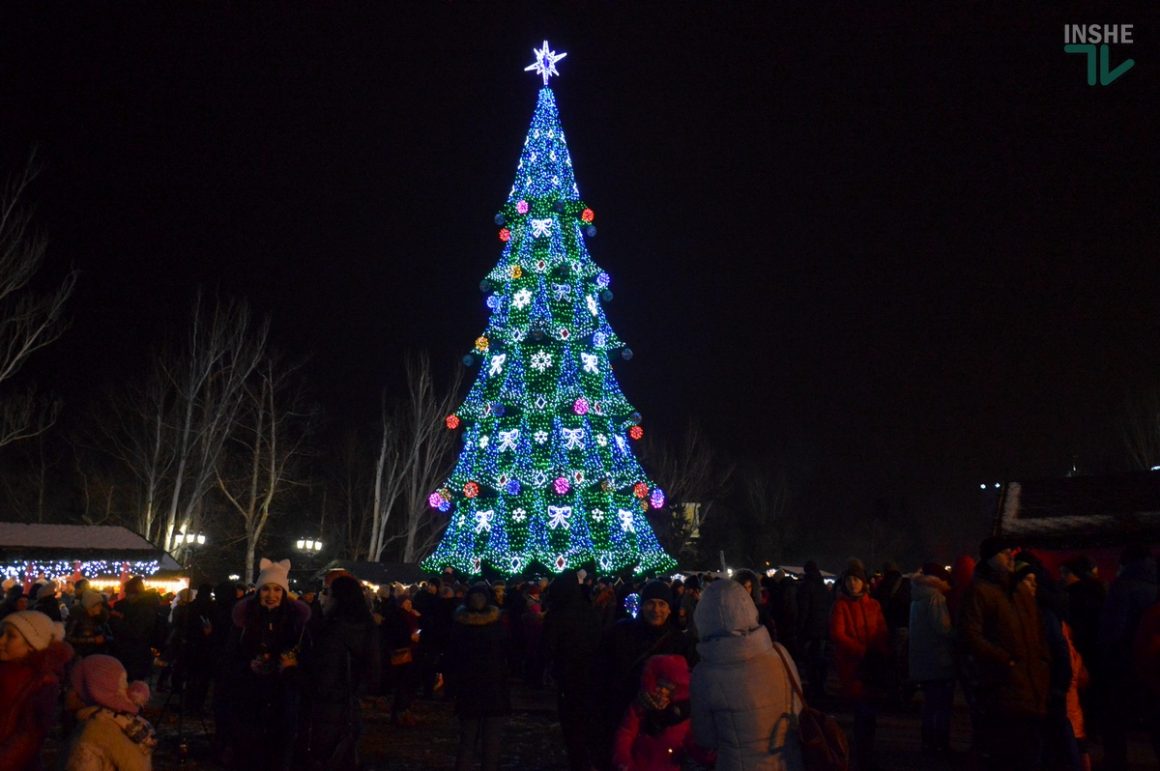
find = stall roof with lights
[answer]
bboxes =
[0,523,182,571]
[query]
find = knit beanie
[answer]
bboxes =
[35,580,59,601]
[3,610,65,651]
[255,558,291,593]
[640,580,671,607]
[80,590,104,611]
[70,654,141,714]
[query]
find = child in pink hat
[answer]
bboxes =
[60,654,157,771]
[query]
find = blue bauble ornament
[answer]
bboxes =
[600,289,613,302]
[621,348,634,361]
[585,225,597,238]
[462,354,476,367]
[504,479,521,495]
[494,213,505,225]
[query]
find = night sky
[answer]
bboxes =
[2,4,1157,557]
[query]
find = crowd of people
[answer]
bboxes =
[0,538,1157,771]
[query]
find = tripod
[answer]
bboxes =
[157,620,213,763]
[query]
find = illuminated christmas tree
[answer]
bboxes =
[421,43,677,578]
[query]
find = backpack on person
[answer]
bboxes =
[772,642,849,771]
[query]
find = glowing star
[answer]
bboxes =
[497,429,520,452]
[511,508,527,523]
[530,219,553,238]
[530,350,553,373]
[586,295,598,316]
[548,505,572,530]
[561,427,585,450]
[592,508,605,522]
[512,289,532,310]
[533,430,549,444]
[596,434,608,447]
[488,353,506,376]
[619,509,636,533]
[581,352,599,374]
[474,510,494,534]
[524,41,568,86]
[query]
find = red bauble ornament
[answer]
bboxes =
[498,228,511,242]
[464,481,480,499]
[581,208,595,223]
[445,415,460,430]
[633,482,649,499]
[629,425,644,440]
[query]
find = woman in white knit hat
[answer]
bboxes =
[222,558,312,771]
[0,609,75,770]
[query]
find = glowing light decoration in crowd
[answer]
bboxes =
[420,44,677,578]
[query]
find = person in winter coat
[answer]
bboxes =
[382,592,422,726]
[908,563,955,755]
[446,582,510,771]
[302,575,380,771]
[33,581,64,622]
[109,577,162,682]
[543,570,603,771]
[60,654,156,771]
[959,538,1049,768]
[830,558,889,771]
[613,655,697,771]
[522,583,547,687]
[595,580,696,770]
[223,558,311,771]
[1097,545,1157,770]
[67,591,113,658]
[691,577,801,771]
[1132,600,1160,765]
[0,610,74,770]
[795,560,832,702]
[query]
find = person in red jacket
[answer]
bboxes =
[0,610,75,771]
[830,558,890,771]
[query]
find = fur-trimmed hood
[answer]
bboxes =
[231,594,312,629]
[453,604,501,626]
[911,573,950,599]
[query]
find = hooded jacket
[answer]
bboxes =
[907,574,954,682]
[830,584,889,701]
[690,579,803,771]
[959,560,1049,718]
[60,706,156,771]
[613,655,694,770]
[447,586,510,718]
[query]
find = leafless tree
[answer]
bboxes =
[0,159,77,448]
[742,466,791,564]
[366,353,463,563]
[158,293,269,557]
[88,370,176,541]
[1123,389,1160,471]
[216,354,314,583]
[641,419,735,555]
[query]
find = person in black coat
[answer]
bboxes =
[109,576,162,682]
[542,570,602,771]
[447,582,510,771]
[592,579,696,770]
[797,560,834,701]
[302,575,380,771]
[224,559,311,771]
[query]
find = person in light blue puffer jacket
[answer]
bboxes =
[908,563,956,755]
[690,578,804,771]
